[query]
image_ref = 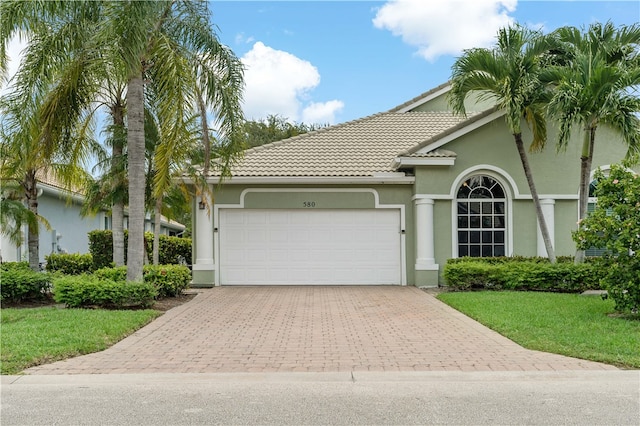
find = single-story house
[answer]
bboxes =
[0,175,185,264]
[188,82,634,287]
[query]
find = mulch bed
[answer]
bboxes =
[1,292,197,312]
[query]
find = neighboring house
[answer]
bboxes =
[0,176,185,264]
[187,82,636,287]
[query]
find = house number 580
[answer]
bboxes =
[303,201,316,207]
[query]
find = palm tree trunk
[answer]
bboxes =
[126,73,146,282]
[24,170,40,271]
[514,133,557,263]
[575,126,596,264]
[111,102,125,267]
[152,196,162,265]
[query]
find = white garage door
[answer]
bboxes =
[219,209,402,285]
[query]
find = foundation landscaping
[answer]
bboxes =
[1,233,193,374]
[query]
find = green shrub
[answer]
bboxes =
[45,253,94,275]
[53,275,156,309]
[574,164,640,313]
[0,268,51,303]
[143,265,191,297]
[443,260,599,292]
[88,230,191,269]
[94,264,191,298]
[93,265,128,282]
[88,230,115,270]
[447,256,576,265]
[0,261,31,272]
[158,234,192,265]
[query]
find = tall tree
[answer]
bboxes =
[449,25,557,263]
[542,22,640,263]
[2,1,245,280]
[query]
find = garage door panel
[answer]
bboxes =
[219,209,401,285]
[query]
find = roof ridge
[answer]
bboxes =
[241,111,392,155]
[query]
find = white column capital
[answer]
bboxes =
[414,197,435,206]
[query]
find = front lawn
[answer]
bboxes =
[437,291,640,369]
[0,307,160,375]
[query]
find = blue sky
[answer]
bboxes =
[2,1,638,127]
[210,0,640,125]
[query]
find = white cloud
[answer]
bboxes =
[240,41,343,124]
[1,35,28,95]
[234,32,255,45]
[373,0,517,61]
[302,100,344,125]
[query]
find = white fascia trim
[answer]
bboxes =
[215,187,408,286]
[415,109,506,154]
[207,176,415,185]
[395,85,452,113]
[393,157,455,168]
[38,183,86,205]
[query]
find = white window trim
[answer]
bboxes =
[450,167,514,258]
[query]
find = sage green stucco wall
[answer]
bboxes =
[413,115,634,284]
[411,91,495,112]
[204,184,416,286]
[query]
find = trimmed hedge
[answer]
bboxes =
[447,256,577,265]
[88,230,114,270]
[0,265,51,303]
[143,265,191,298]
[45,253,94,275]
[53,275,157,309]
[443,259,599,292]
[94,264,191,298]
[88,230,191,269]
[0,261,30,272]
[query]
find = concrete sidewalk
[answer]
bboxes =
[24,286,617,374]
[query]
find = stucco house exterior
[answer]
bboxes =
[1,176,185,264]
[189,82,634,287]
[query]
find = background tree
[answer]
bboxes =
[449,25,557,263]
[242,115,326,148]
[543,22,640,263]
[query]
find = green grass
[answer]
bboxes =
[1,307,161,375]
[437,291,640,369]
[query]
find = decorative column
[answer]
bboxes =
[192,192,215,285]
[415,197,438,270]
[536,198,555,257]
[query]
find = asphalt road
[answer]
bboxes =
[2,371,639,425]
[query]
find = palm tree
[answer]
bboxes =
[0,92,93,270]
[448,25,557,263]
[1,0,103,270]
[0,181,49,252]
[542,22,640,263]
[2,1,245,280]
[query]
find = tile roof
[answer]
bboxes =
[405,149,457,158]
[217,111,477,178]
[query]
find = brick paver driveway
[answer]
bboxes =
[25,286,616,374]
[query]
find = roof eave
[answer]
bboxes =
[392,157,456,169]
[183,175,416,185]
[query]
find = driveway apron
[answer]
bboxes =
[24,286,616,374]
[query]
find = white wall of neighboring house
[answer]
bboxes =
[0,181,186,265]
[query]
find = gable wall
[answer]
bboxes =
[410,90,496,113]
[413,115,636,281]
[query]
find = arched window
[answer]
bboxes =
[456,175,506,257]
